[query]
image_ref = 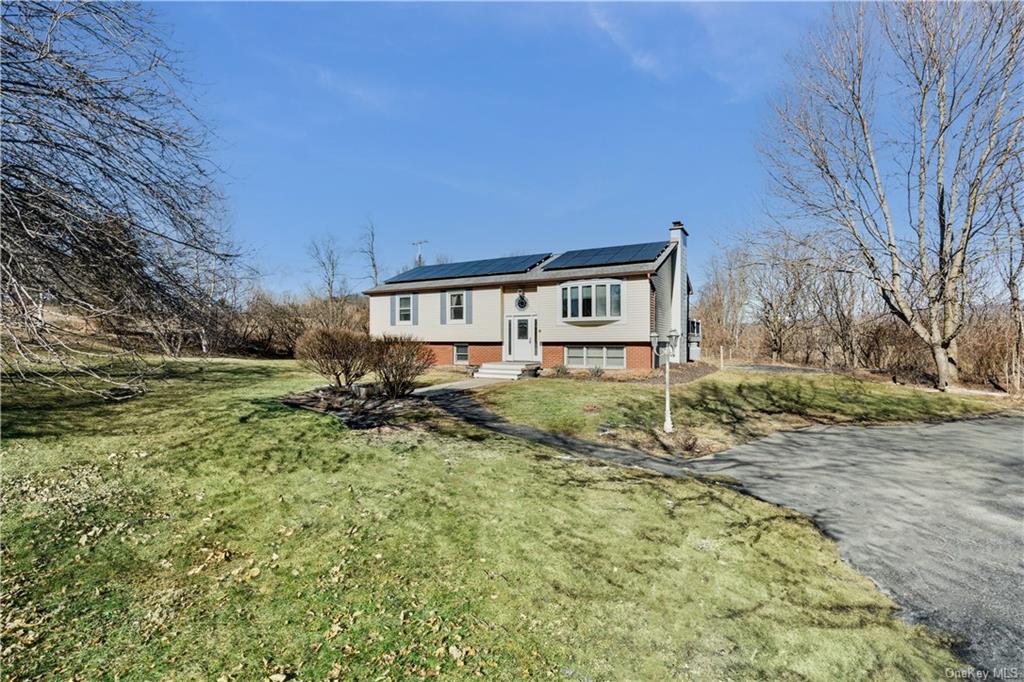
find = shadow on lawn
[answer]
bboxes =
[2,361,289,440]
[425,389,694,478]
[615,375,982,447]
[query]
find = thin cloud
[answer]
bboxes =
[312,65,395,112]
[679,3,824,101]
[256,51,398,112]
[588,6,664,78]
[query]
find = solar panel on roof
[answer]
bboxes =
[542,241,669,271]
[385,252,551,284]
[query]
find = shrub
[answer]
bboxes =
[295,328,373,389]
[588,366,605,380]
[553,364,570,378]
[373,335,434,398]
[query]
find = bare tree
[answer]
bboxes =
[694,245,752,355]
[1,2,234,396]
[307,235,345,301]
[807,261,866,369]
[993,161,1024,391]
[359,220,381,287]
[774,232,871,369]
[749,240,812,362]
[764,2,1024,388]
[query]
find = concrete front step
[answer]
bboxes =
[477,361,536,369]
[473,361,540,380]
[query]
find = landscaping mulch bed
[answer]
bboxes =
[280,387,431,429]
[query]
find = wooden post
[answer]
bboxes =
[720,345,724,370]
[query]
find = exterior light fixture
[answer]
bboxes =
[651,329,679,433]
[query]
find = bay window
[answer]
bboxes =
[559,281,622,321]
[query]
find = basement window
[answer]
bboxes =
[454,344,469,364]
[565,345,626,369]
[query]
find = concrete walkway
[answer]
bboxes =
[682,417,1024,673]
[413,378,508,395]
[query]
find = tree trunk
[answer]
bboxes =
[1008,280,1023,393]
[931,345,952,391]
[946,337,960,384]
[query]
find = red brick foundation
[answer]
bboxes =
[425,343,502,366]
[426,342,651,369]
[469,344,502,365]
[542,344,563,368]
[626,344,653,369]
[540,343,652,369]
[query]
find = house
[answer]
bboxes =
[365,221,699,376]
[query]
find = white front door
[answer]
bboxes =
[508,315,538,361]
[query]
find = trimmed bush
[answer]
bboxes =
[373,335,433,398]
[295,328,373,389]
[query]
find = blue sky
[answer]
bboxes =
[157,2,829,293]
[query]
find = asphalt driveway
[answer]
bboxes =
[683,416,1024,673]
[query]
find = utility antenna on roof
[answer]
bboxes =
[412,240,428,267]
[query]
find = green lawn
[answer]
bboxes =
[478,369,1005,454]
[2,359,968,679]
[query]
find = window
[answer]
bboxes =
[565,345,626,369]
[605,346,625,368]
[398,295,412,323]
[454,344,469,364]
[517,319,529,340]
[560,281,622,321]
[448,291,465,322]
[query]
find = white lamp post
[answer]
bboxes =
[651,329,680,433]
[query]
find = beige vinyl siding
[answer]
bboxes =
[501,286,539,315]
[534,276,651,343]
[651,253,674,337]
[369,287,503,342]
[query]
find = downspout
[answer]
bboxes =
[648,272,657,369]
